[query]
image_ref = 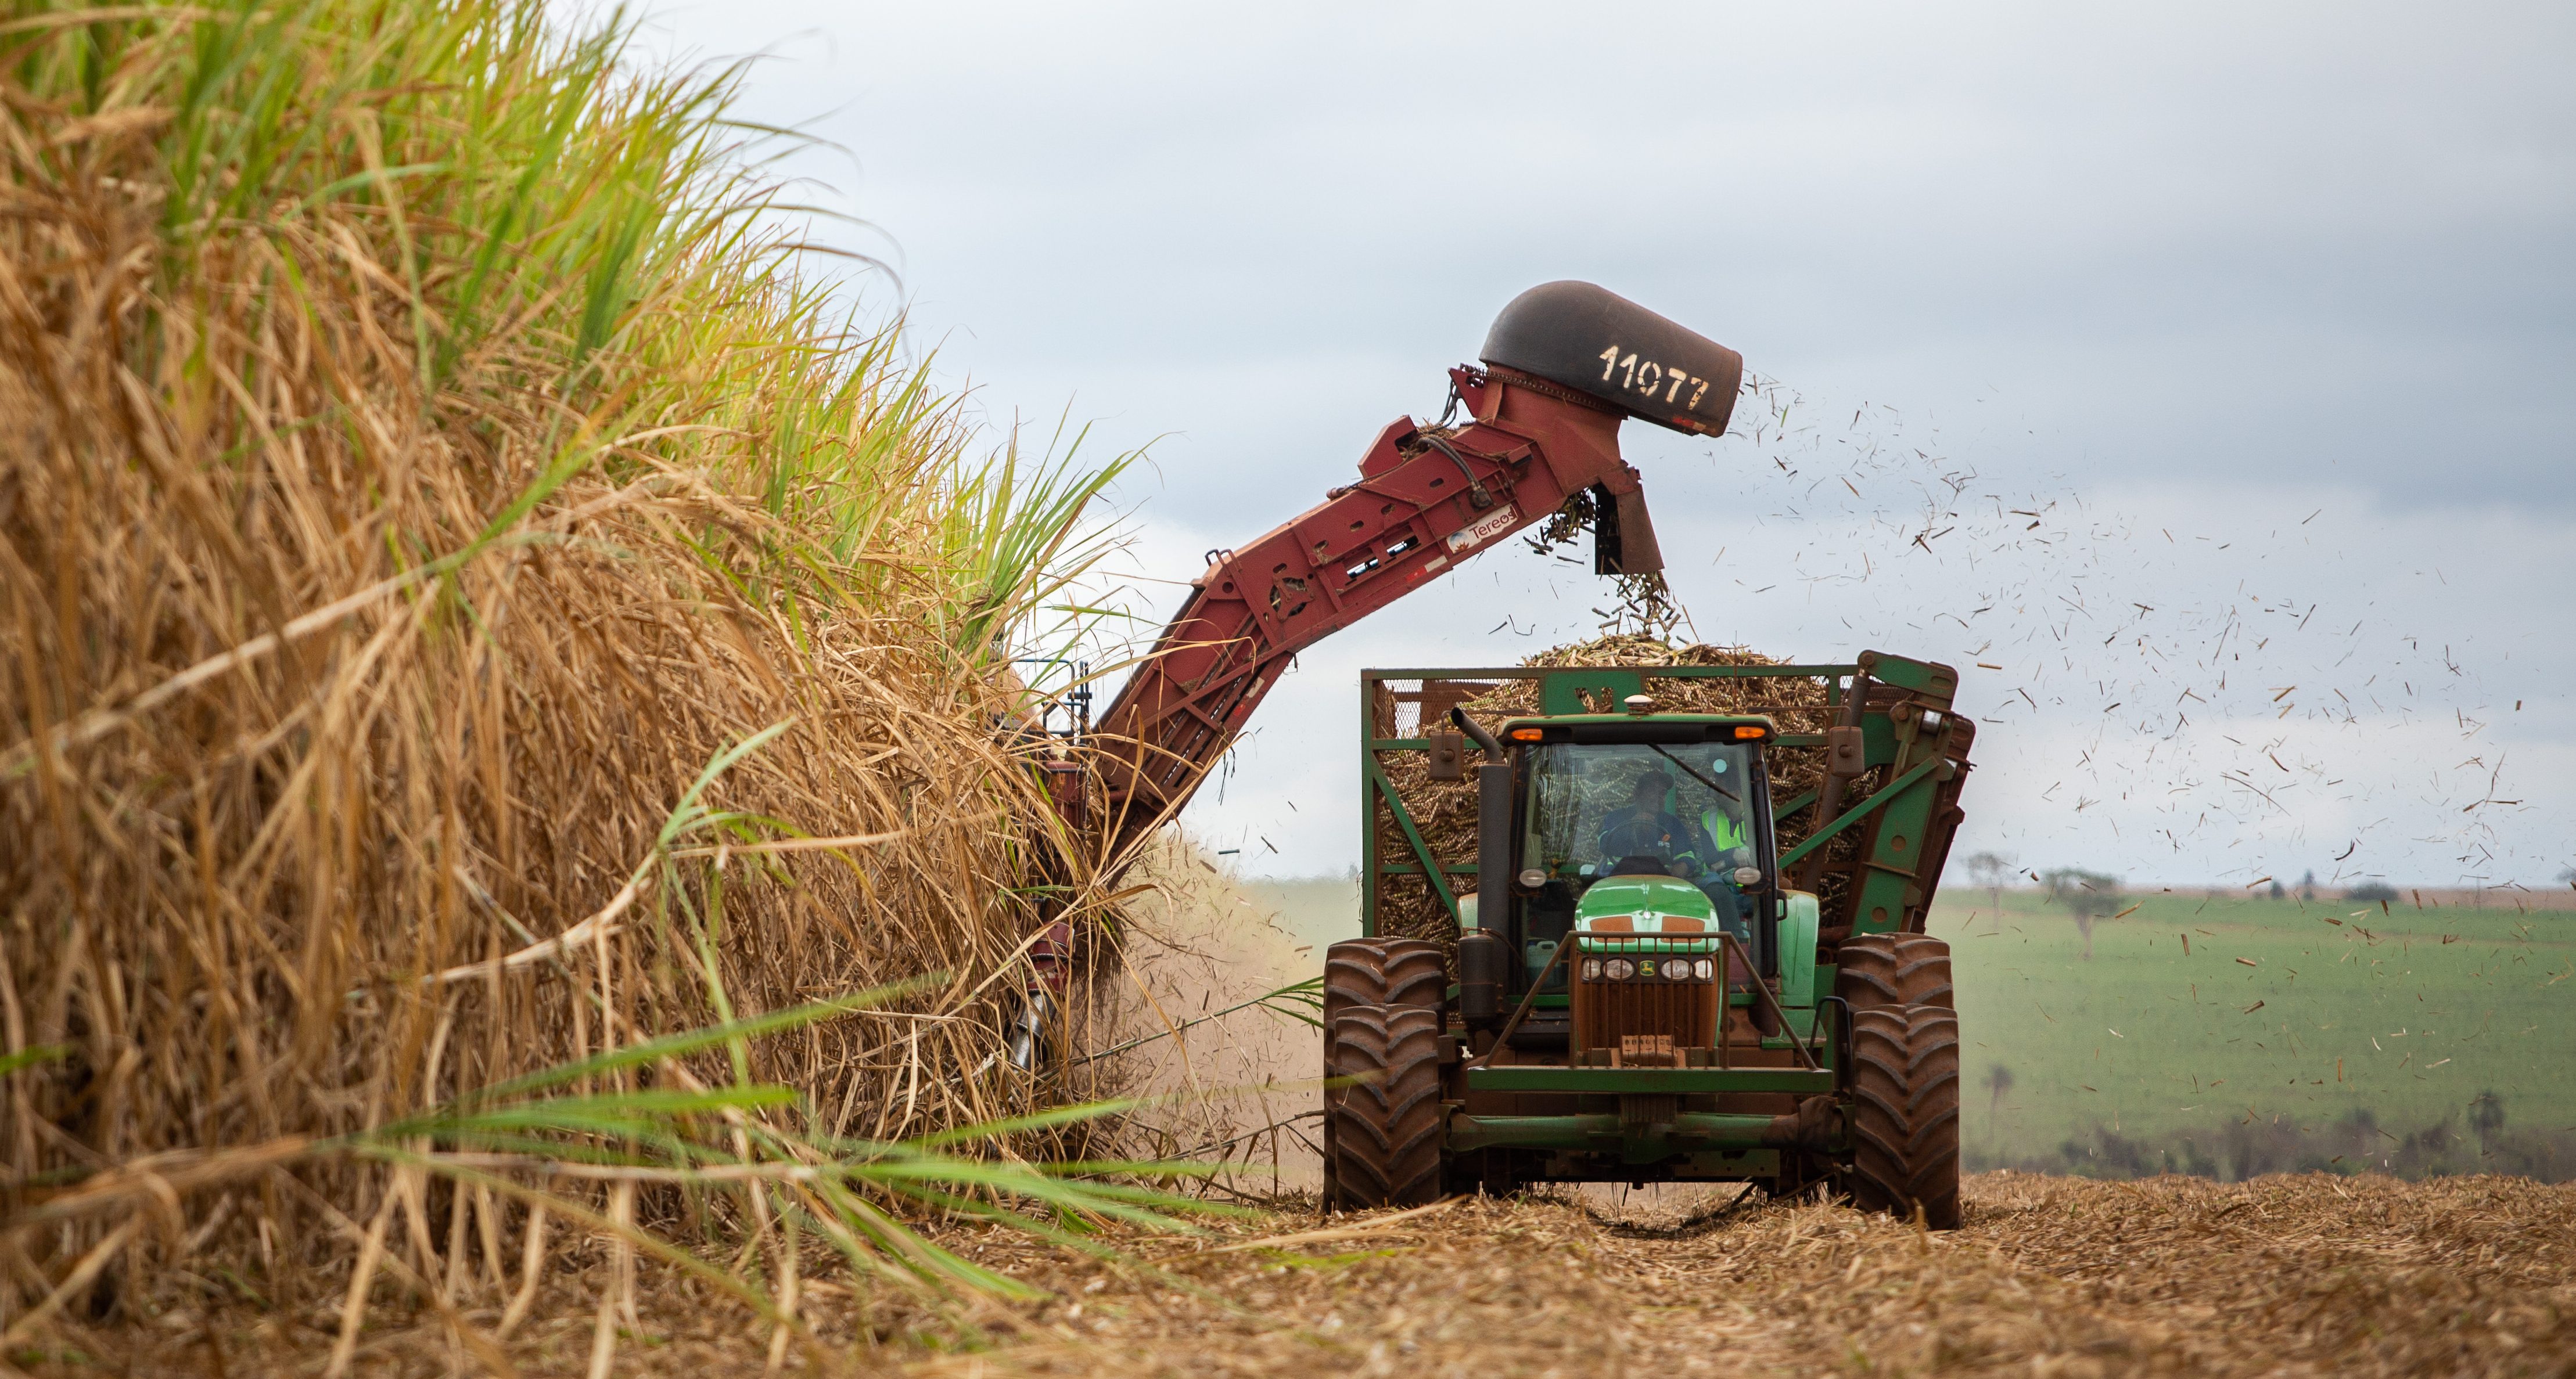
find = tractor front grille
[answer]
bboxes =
[1569,945,1718,1054]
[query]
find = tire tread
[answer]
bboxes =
[1327,1005,1445,1208]
[1832,933,1960,1229]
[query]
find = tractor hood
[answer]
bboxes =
[1572,873,1715,933]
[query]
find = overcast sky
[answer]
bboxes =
[638,2,2574,888]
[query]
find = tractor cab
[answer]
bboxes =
[1445,701,1811,1061]
[1493,714,1780,995]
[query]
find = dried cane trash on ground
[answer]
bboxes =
[905,1171,2575,1379]
[52,1172,2571,1376]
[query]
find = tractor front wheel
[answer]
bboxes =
[1831,932,1960,1227]
[1323,937,1447,1024]
[1320,938,1445,1209]
[1843,1004,1961,1228]
[1325,1004,1446,1209]
[1833,931,1954,1010]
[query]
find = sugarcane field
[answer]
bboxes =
[4,3,2572,1375]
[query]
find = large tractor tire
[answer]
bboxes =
[1843,1004,1962,1229]
[1831,932,1959,1228]
[1323,938,1446,1025]
[1320,938,1445,1209]
[1325,1004,1446,1208]
[1833,931,1954,1010]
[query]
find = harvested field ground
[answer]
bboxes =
[911,1172,2576,1378]
[44,1172,2574,1376]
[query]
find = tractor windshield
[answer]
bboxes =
[1521,740,1762,890]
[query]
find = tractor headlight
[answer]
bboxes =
[1693,957,1715,980]
[1580,958,1603,981]
[1603,958,1634,981]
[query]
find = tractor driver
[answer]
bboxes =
[1594,770,1715,875]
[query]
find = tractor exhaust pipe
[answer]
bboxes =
[1458,932,1504,1025]
[1454,708,1512,1027]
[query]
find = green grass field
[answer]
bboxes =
[1940,888,2575,1171]
[1245,874,2576,1176]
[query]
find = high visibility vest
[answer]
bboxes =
[1700,808,1747,855]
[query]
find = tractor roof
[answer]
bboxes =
[1496,713,1777,746]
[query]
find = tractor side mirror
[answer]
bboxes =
[1824,725,1864,775]
[1427,730,1465,781]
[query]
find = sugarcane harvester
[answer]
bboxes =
[1064,282,1975,1225]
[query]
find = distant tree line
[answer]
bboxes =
[1968,1090,2570,1184]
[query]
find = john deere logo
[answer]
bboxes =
[1637,959,1657,977]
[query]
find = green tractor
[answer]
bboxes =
[1322,654,1975,1224]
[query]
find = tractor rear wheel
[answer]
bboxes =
[1325,1004,1446,1208]
[1319,938,1445,1209]
[1843,1004,1961,1228]
[1833,932,1954,1010]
